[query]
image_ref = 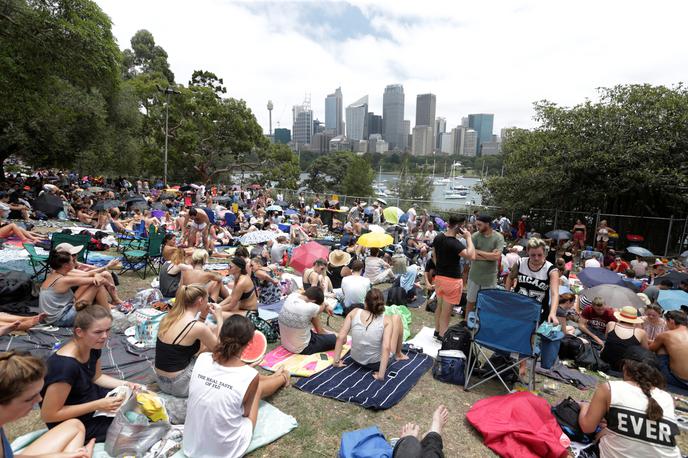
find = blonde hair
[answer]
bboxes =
[159,284,208,336]
[170,248,186,265]
[527,237,547,252]
[592,296,605,307]
[0,352,46,404]
[191,249,209,266]
[391,254,408,275]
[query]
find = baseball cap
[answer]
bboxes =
[54,243,84,255]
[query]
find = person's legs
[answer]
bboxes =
[390,314,408,359]
[73,283,106,307]
[300,332,337,355]
[258,367,289,399]
[658,354,688,388]
[98,271,122,304]
[465,279,479,317]
[21,418,88,455]
[393,423,421,458]
[434,296,445,336]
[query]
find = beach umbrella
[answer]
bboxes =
[357,232,394,248]
[92,200,121,211]
[290,241,330,274]
[266,205,282,212]
[128,200,149,210]
[545,230,572,241]
[375,197,387,206]
[434,216,447,230]
[159,193,178,200]
[577,267,625,288]
[285,209,298,216]
[239,230,277,246]
[383,207,404,224]
[364,206,374,215]
[76,190,94,197]
[275,200,289,208]
[33,193,63,217]
[626,246,654,258]
[368,224,385,233]
[125,195,147,204]
[580,284,645,309]
[657,290,688,311]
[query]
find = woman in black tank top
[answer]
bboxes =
[600,307,648,371]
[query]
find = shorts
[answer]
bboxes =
[301,332,337,355]
[155,359,196,398]
[190,221,207,231]
[52,304,77,327]
[466,278,497,303]
[434,275,463,304]
[658,354,688,389]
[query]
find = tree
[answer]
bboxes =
[304,152,354,193]
[0,0,122,177]
[260,143,300,189]
[481,84,688,215]
[122,29,175,84]
[342,155,374,197]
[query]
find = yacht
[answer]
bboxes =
[445,190,468,199]
[449,183,469,192]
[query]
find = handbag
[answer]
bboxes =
[432,349,466,385]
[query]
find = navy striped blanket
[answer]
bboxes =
[295,351,432,410]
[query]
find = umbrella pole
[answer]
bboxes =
[665,215,674,258]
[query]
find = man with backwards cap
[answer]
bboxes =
[465,215,505,317]
[54,243,123,305]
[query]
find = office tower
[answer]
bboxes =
[367,134,388,154]
[325,87,344,135]
[415,94,437,127]
[439,132,453,154]
[434,117,446,150]
[274,128,291,145]
[463,129,478,156]
[461,117,469,128]
[367,112,382,137]
[313,119,324,135]
[411,126,433,156]
[468,113,494,155]
[402,120,411,151]
[345,95,368,141]
[292,98,313,147]
[309,132,333,153]
[382,84,405,150]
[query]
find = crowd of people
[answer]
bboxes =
[0,169,687,457]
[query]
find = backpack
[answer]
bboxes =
[441,321,472,356]
[558,335,584,360]
[0,271,33,305]
[551,397,595,443]
[574,342,610,373]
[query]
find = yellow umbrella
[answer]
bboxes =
[383,206,403,224]
[357,232,394,248]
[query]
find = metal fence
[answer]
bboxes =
[267,188,687,258]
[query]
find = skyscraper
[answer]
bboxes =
[434,117,446,150]
[468,113,494,155]
[402,120,410,151]
[325,87,344,136]
[415,94,437,128]
[274,128,291,145]
[367,112,382,137]
[345,95,368,141]
[292,99,313,148]
[382,84,405,151]
[411,126,433,156]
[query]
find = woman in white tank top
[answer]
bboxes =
[578,347,681,458]
[183,315,289,458]
[332,288,407,381]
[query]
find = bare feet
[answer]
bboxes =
[396,352,409,361]
[400,422,420,439]
[429,405,449,435]
[519,360,528,378]
[0,321,21,336]
[274,366,291,387]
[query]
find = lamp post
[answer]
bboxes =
[156,85,180,187]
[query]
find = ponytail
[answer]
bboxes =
[159,284,208,335]
[0,352,46,404]
[213,315,254,363]
[623,358,666,421]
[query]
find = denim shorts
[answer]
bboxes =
[156,359,196,398]
[52,304,77,327]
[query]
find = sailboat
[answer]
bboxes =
[433,160,451,185]
[444,162,468,199]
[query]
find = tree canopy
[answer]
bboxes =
[481,84,688,216]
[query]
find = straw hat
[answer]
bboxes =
[328,250,351,267]
[613,306,644,324]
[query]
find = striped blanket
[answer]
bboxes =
[295,351,432,410]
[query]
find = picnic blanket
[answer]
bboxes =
[295,351,432,410]
[0,329,156,384]
[11,401,297,457]
[535,362,598,390]
[261,339,352,377]
[406,326,442,358]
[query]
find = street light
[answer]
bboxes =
[156,85,181,187]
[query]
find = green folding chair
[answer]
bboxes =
[23,243,50,279]
[119,231,166,279]
[50,232,91,263]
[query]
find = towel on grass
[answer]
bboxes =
[406,326,442,358]
[295,351,432,410]
[261,339,351,377]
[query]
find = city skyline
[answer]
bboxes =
[97,0,688,136]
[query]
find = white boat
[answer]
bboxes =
[373,184,388,197]
[449,183,469,191]
[445,190,467,199]
[433,177,451,185]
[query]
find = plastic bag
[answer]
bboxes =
[134,308,167,348]
[132,288,163,310]
[105,392,170,457]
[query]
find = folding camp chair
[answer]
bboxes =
[116,221,148,252]
[464,289,541,393]
[119,231,165,279]
[50,232,91,263]
[23,243,49,279]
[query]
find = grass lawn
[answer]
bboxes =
[5,257,688,457]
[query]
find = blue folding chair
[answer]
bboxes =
[464,289,541,393]
[224,212,237,231]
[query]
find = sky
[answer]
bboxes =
[96,0,688,136]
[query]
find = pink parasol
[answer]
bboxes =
[289,241,330,275]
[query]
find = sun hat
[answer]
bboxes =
[328,250,352,267]
[636,293,651,306]
[54,243,84,255]
[613,305,644,324]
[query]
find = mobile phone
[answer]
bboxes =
[388,371,398,379]
[320,354,329,361]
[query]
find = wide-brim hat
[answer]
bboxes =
[55,243,84,255]
[329,250,351,267]
[614,305,644,324]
